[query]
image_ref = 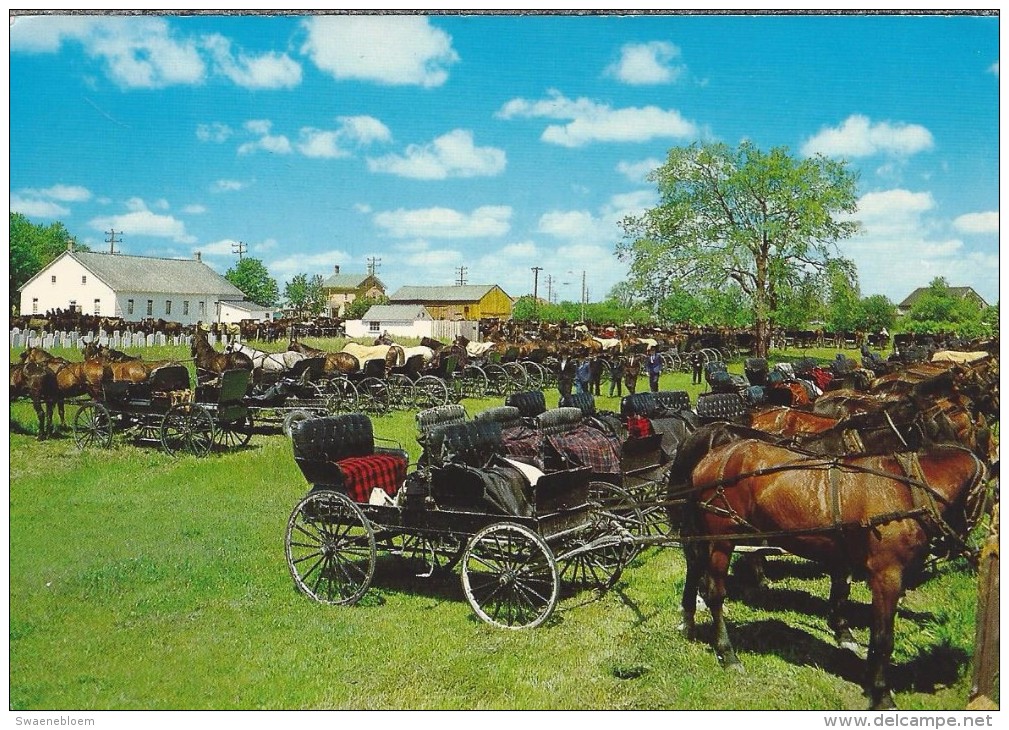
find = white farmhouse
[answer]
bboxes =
[19,249,247,326]
[344,304,433,340]
[219,299,275,324]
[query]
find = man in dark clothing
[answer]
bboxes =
[645,347,663,392]
[690,350,704,385]
[608,357,625,397]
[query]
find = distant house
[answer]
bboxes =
[18,248,246,326]
[389,284,513,320]
[320,265,386,317]
[897,285,989,315]
[344,304,433,340]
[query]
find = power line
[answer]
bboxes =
[232,240,247,260]
[455,266,467,286]
[105,228,122,255]
[367,257,382,276]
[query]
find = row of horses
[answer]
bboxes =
[661,354,997,709]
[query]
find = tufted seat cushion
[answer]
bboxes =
[696,392,749,424]
[505,390,547,418]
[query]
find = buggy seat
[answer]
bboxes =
[619,390,696,460]
[475,405,541,465]
[696,392,749,425]
[291,414,408,504]
[416,404,468,467]
[103,363,191,405]
[505,390,547,419]
[535,407,621,475]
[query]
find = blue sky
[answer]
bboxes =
[8,12,1000,307]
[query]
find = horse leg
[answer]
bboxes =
[865,567,902,710]
[827,569,860,654]
[31,397,47,441]
[679,539,705,640]
[706,541,742,668]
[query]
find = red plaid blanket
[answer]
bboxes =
[333,454,408,503]
[546,425,621,475]
[501,425,542,466]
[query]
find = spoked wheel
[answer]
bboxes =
[589,482,647,549]
[502,362,528,392]
[358,377,391,415]
[461,522,560,630]
[326,377,359,413]
[413,375,450,409]
[483,363,510,396]
[621,479,672,538]
[215,414,254,450]
[557,515,631,592]
[73,402,113,450]
[282,409,313,438]
[523,361,547,390]
[160,403,215,457]
[285,489,376,605]
[387,374,416,410]
[460,365,488,398]
[388,532,465,578]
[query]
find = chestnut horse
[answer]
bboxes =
[191,329,253,380]
[10,362,58,439]
[287,339,359,377]
[678,439,987,709]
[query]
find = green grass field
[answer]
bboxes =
[8,343,990,710]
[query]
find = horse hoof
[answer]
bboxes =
[720,654,744,672]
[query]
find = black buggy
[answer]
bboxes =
[284,412,637,629]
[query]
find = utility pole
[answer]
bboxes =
[105,228,122,255]
[581,270,587,322]
[232,240,247,261]
[531,266,542,316]
[455,266,468,286]
[367,257,381,276]
[545,274,554,305]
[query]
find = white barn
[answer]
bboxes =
[344,304,434,340]
[219,299,275,324]
[19,249,247,326]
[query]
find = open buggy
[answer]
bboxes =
[284,412,638,628]
[73,365,253,456]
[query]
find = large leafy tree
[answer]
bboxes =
[10,212,87,312]
[225,257,279,307]
[284,273,327,318]
[905,276,988,338]
[618,141,861,356]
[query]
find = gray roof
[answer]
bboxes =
[899,286,988,309]
[390,284,502,302]
[42,251,245,297]
[322,273,384,290]
[361,304,432,321]
[221,299,271,312]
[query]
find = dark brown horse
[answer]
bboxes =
[678,439,987,709]
[10,362,58,439]
[287,339,359,376]
[191,329,253,379]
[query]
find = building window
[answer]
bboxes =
[369,321,381,333]
[165,300,172,315]
[183,301,189,316]
[199,301,206,316]
[32,298,38,314]
[147,300,154,316]
[51,275,56,284]
[94,299,100,315]
[82,275,87,284]
[127,299,134,315]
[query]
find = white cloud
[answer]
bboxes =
[801,114,934,158]
[89,201,194,243]
[21,184,92,202]
[373,205,512,238]
[212,179,249,193]
[404,248,462,268]
[538,210,600,241]
[537,191,650,246]
[837,188,998,303]
[354,203,372,215]
[297,116,391,159]
[197,122,234,143]
[497,90,697,147]
[953,211,999,235]
[10,196,69,218]
[267,248,352,280]
[238,120,292,155]
[199,238,243,256]
[367,129,506,179]
[605,41,685,85]
[11,16,205,89]
[183,204,207,214]
[202,33,301,89]
[301,16,459,88]
[616,158,662,183]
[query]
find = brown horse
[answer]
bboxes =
[191,329,253,379]
[10,362,58,439]
[287,339,359,376]
[678,439,987,709]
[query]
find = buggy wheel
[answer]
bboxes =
[388,532,465,578]
[286,490,376,605]
[358,377,391,414]
[215,413,254,450]
[414,375,450,409]
[502,362,528,392]
[588,481,645,558]
[462,522,560,629]
[387,374,416,410]
[484,363,510,396]
[326,377,359,413]
[282,409,313,438]
[72,402,113,450]
[523,361,547,389]
[557,514,630,592]
[160,403,215,457]
[461,364,488,398]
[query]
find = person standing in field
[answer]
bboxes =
[646,346,663,392]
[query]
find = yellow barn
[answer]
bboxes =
[389,284,513,321]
